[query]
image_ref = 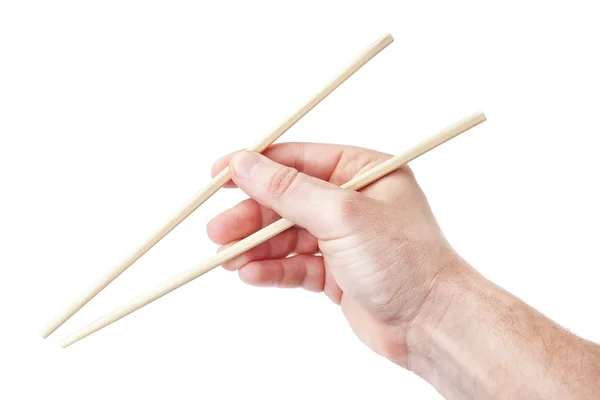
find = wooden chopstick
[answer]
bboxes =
[40,33,394,339]
[60,111,487,348]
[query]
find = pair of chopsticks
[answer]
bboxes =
[41,33,487,347]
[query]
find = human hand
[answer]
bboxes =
[207,143,466,367]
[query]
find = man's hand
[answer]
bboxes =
[207,142,464,367]
[207,143,600,399]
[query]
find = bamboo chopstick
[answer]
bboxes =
[41,33,394,339]
[60,111,487,348]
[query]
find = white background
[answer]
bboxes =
[1,1,599,399]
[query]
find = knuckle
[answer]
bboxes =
[267,167,299,198]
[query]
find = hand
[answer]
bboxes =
[207,143,466,367]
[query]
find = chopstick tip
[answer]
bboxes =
[60,334,78,348]
[40,325,53,339]
[383,33,394,44]
[469,111,487,124]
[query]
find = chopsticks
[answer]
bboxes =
[61,111,487,348]
[41,33,394,339]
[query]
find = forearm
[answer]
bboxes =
[405,261,600,399]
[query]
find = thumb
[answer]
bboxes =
[229,150,365,239]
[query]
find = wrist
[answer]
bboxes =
[402,259,600,399]
[403,257,485,390]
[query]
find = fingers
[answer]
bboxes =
[238,255,325,291]
[237,255,343,304]
[220,227,318,271]
[211,142,396,187]
[207,198,319,271]
[206,198,280,245]
[207,197,318,260]
[228,150,370,239]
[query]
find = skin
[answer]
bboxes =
[208,143,600,399]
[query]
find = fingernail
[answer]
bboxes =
[232,151,261,179]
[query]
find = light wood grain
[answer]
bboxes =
[60,111,487,348]
[41,33,394,339]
